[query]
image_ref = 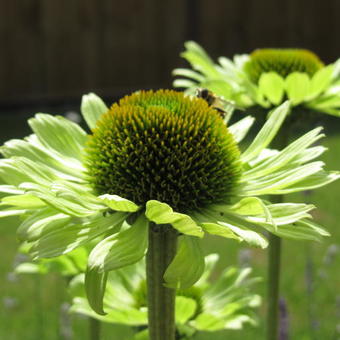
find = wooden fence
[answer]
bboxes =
[0,0,339,106]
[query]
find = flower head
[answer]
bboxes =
[174,41,340,115]
[244,48,323,84]
[86,90,241,212]
[0,91,337,315]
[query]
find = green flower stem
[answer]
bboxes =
[89,317,101,340]
[266,214,282,340]
[146,223,178,340]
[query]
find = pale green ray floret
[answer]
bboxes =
[0,90,338,315]
[174,41,340,115]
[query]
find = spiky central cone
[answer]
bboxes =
[244,48,324,84]
[85,90,241,212]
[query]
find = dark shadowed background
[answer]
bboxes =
[0,0,339,110]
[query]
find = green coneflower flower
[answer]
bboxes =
[174,41,340,115]
[69,255,261,338]
[244,48,324,84]
[0,90,337,318]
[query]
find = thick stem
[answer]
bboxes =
[146,224,178,340]
[89,317,101,340]
[267,231,282,340]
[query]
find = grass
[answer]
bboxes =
[0,114,339,339]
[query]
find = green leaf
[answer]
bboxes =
[81,93,108,130]
[228,116,255,143]
[145,200,204,237]
[285,72,310,105]
[28,114,87,160]
[258,72,285,105]
[98,194,140,212]
[87,214,148,272]
[85,268,108,315]
[241,101,290,163]
[175,296,197,324]
[308,65,334,99]
[164,236,205,289]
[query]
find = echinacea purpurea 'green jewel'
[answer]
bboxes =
[174,41,340,114]
[86,90,241,212]
[244,48,324,84]
[0,90,339,340]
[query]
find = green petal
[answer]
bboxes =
[258,72,285,105]
[285,72,310,105]
[164,235,205,289]
[28,114,87,160]
[172,68,205,82]
[241,101,290,163]
[19,182,102,217]
[175,296,197,324]
[87,214,148,272]
[1,194,45,209]
[85,268,108,315]
[17,208,71,241]
[98,194,140,212]
[228,116,255,143]
[1,137,85,181]
[308,65,334,99]
[81,93,108,130]
[192,313,225,331]
[243,127,324,181]
[181,41,221,78]
[217,222,268,248]
[29,212,126,258]
[145,200,204,238]
[200,222,241,241]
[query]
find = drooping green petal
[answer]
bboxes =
[241,101,290,163]
[0,185,24,195]
[285,72,310,105]
[172,68,205,82]
[218,222,268,248]
[17,208,71,241]
[200,222,241,241]
[198,208,268,248]
[81,93,108,130]
[99,194,140,212]
[1,194,45,209]
[175,296,197,324]
[262,218,329,242]
[181,41,221,78]
[28,114,87,160]
[191,313,225,331]
[242,127,324,181]
[145,200,204,238]
[19,182,103,217]
[228,116,255,143]
[85,268,108,315]
[164,235,205,289]
[242,161,327,195]
[308,64,334,99]
[258,72,285,105]
[87,214,148,273]
[29,212,126,258]
[0,137,85,181]
[0,208,27,218]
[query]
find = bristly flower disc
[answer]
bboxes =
[244,48,324,84]
[85,90,242,212]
